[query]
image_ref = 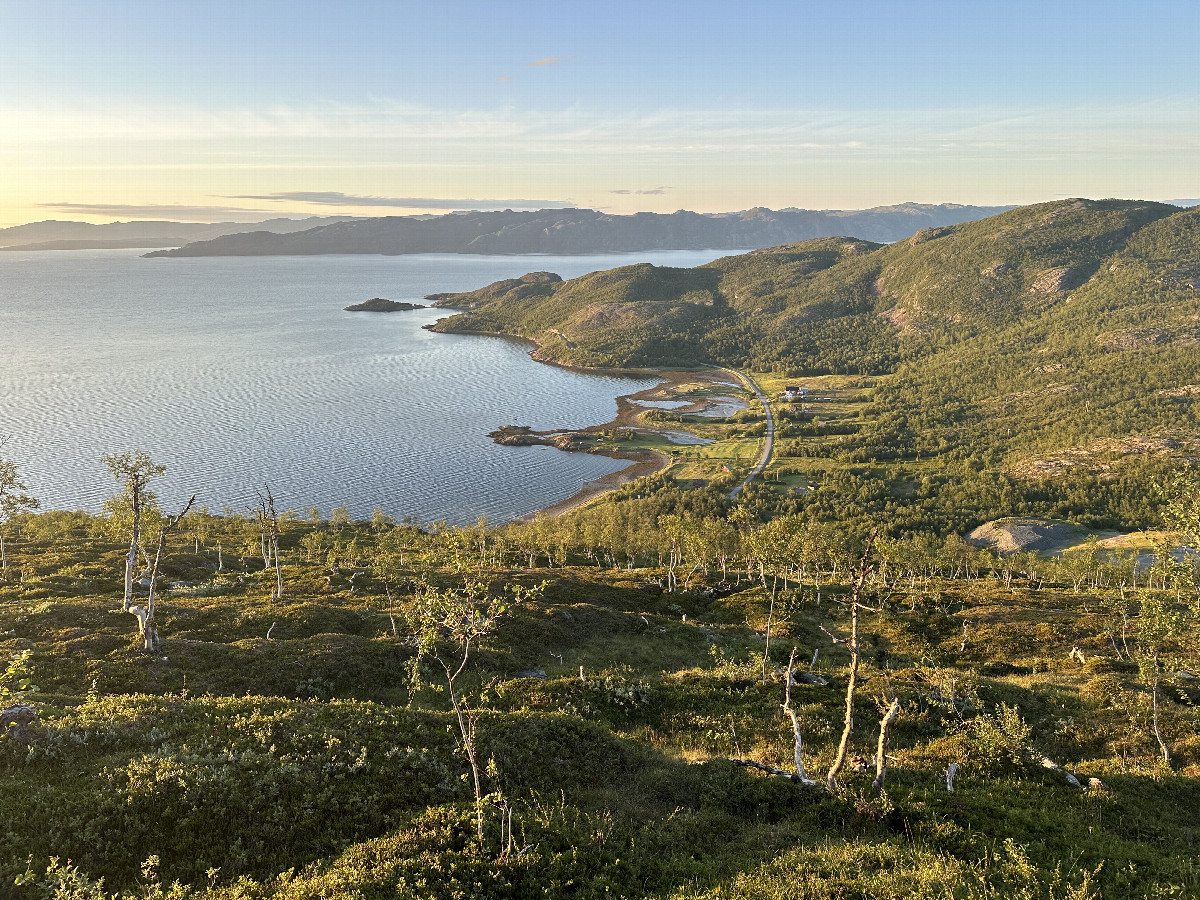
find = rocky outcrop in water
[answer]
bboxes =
[344,298,425,312]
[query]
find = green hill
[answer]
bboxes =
[430,199,1183,370]
[430,200,1200,528]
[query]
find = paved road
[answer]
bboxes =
[726,369,774,500]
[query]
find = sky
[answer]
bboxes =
[0,0,1197,226]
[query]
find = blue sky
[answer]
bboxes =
[1,0,1196,224]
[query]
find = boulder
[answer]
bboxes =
[1,703,38,744]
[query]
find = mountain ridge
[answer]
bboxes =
[0,216,359,250]
[428,198,1200,497]
[141,203,1014,258]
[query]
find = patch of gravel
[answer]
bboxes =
[967,518,1089,555]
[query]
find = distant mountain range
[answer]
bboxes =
[140,204,1015,258]
[0,216,359,251]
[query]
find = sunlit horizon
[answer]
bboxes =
[2,0,1196,227]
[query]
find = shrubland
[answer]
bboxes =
[1,489,1198,899]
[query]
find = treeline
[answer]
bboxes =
[7,480,1193,606]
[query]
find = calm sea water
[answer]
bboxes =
[0,248,720,523]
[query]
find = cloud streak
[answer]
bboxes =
[226,191,572,210]
[610,187,671,195]
[527,56,565,67]
[7,98,1198,156]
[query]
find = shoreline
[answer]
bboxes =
[427,315,744,522]
[511,367,742,523]
[508,368,741,523]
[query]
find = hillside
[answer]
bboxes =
[3,197,1200,899]
[141,204,1012,258]
[1,505,1197,899]
[431,199,1181,367]
[428,200,1200,534]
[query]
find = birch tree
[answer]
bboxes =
[0,458,38,581]
[1133,592,1185,765]
[102,451,165,612]
[408,579,544,844]
[131,495,196,652]
[826,533,878,790]
[255,487,284,601]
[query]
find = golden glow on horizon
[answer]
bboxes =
[2,98,1197,226]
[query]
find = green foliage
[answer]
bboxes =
[1,502,1199,898]
[0,649,38,705]
[958,703,1037,776]
[0,458,38,527]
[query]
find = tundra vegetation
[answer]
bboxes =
[1,465,1198,899]
[4,199,1200,898]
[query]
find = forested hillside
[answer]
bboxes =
[431,200,1200,534]
[430,199,1185,370]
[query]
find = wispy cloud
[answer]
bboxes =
[7,98,1199,155]
[527,56,565,67]
[226,191,572,210]
[39,202,270,219]
[610,187,671,195]
[497,75,511,82]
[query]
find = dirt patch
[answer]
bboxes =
[1161,384,1200,399]
[988,382,1079,407]
[981,262,1013,277]
[879,305,910,328]
[1009,432,1197,478]
[1029,266,1086,294]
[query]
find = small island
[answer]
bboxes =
[343,297,426,312]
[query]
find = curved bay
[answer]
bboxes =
[0,248,720,522]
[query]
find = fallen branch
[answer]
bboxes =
[726,758,820,787]
[781,647,818,785]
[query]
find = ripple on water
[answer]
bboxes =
[0,249,721,522]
